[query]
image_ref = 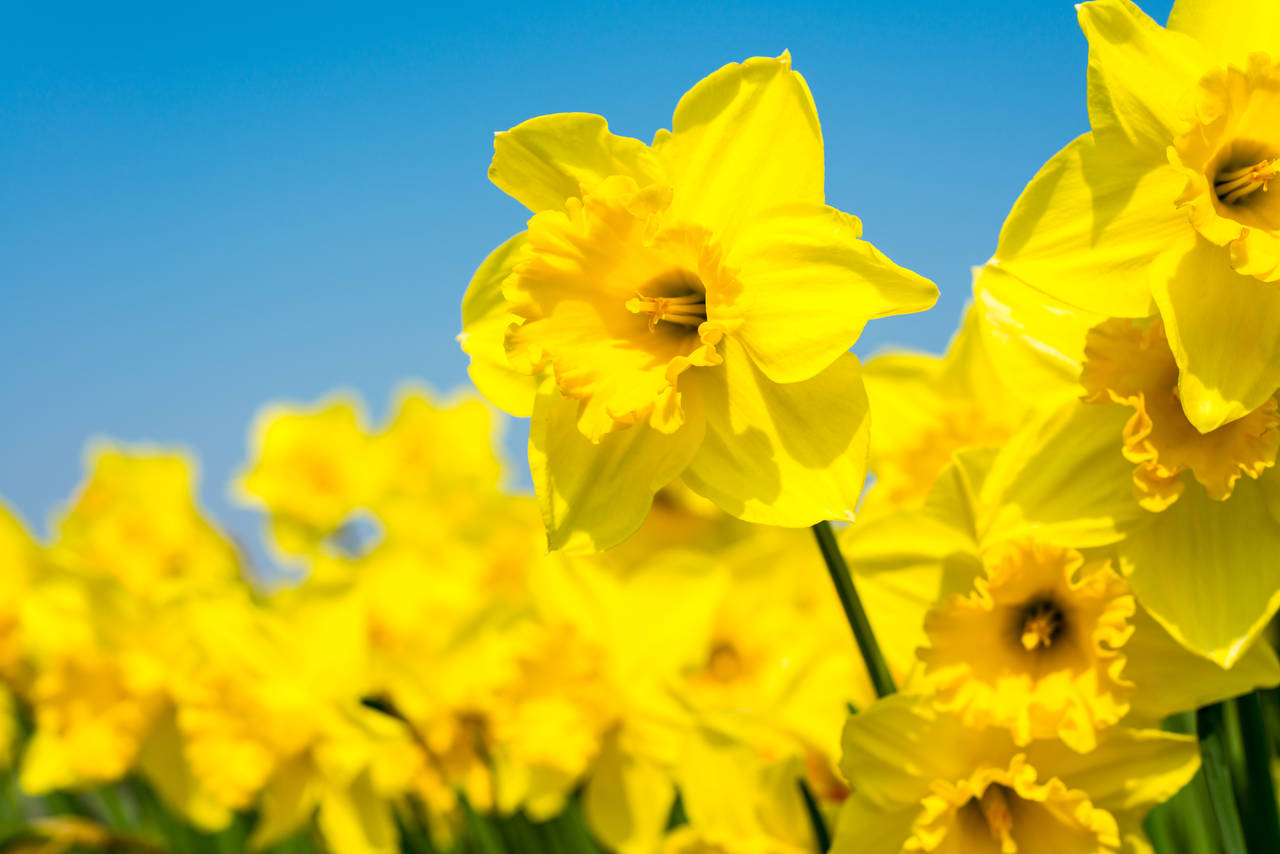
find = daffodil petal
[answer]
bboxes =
[583,734,675,854]
[681,343,868,526]
[530,385,705,553]
[1126,605,1280,724]
[659,53,824,241]
[1024,727,1198,814]
[1078,0,1208,155]
[729,204,938,383]
[972,264,1094,403]
[992,133,1189,317]
[830,795,921,854]
[978,402,1146,548]
[1168,0,1280,67]
[1151,240,1280,433]
[837,693,976,809]
[489,113,663,213]
[1120,477,1280,666]
[459,233,538,417]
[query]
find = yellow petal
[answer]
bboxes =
[1078,0,1208,156]
[829,794,920,854]
[727,203,937,383]
[1119,476,1280,666]
[1025,727,1198,815]
[460,232,538,417]
[530,384,705,552]
[992,133,1189,317]
[1125,604,1280,723]
[681,343,869,527]
[972,264,1094,403]
[1168,0,1280,67]
[249,755,321,850]
[583,733,675,854]
[489,113,663,213]
[135,712,232,831]
[978,402,1147,549]
[659,54,824,243]
[1151,240,1280,433]
[837,694,979,809]
[316,774,398,854]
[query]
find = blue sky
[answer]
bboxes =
[0,0,1173,553]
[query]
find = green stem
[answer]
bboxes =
[1197,702,1248,854]
[811,521,895,698]
[798,779,831,853]
[1236,691,1280,853]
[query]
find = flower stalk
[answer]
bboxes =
[811,521,896,698]
[1197,701,1248,854]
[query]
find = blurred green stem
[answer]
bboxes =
[1236,691,1280,853]
[811,521,895,698]
[1197,702,1247,854]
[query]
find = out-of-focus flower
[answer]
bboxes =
[52,447,240,598]
[236,398,379,556]
[462,53,937,551]
[990,0,1280,432]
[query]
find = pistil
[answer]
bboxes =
[979,785,1016,848]
[626,291,706,331]
[1019,600,1063,651]
[1215,157,1280,205]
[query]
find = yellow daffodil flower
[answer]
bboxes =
[52,447,241,599]
[461,53,937,551]
[0,502,39,688]
[991,0,1280,432]
[236,397,380,555]
[969,262,1280,664]
[920,539,1134,754]
[843,448,1280,751]
[831,694,1199,854]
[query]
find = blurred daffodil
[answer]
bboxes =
[462,53,937,551]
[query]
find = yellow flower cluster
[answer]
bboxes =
[6,1,1280,852]
[0,390,876,853]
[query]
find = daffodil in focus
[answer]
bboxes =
[968,262,1280,665]
[991,0,1280,432]
[831,694,1199,854]
[461,53,938,551]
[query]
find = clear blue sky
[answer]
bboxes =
[1,0,1174,554]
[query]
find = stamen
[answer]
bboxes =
[1019,600,1063,651]
[626,290,706,331]
[979,785,1015,847]
[1215,157,1280,205]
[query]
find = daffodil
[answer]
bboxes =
[966,262,1280,665]
[831,694,1199,854]
[236,397,380,556]
[52,447,241,599]
[991,0,1280,432]
[461,54,937,551]
[843,443,1280,753]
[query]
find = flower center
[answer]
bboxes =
[625,270,707,332]
[706,639,744,682]
[1018,598,1064,652]
[976,784,1015,847]
[1214,157,1280,205]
